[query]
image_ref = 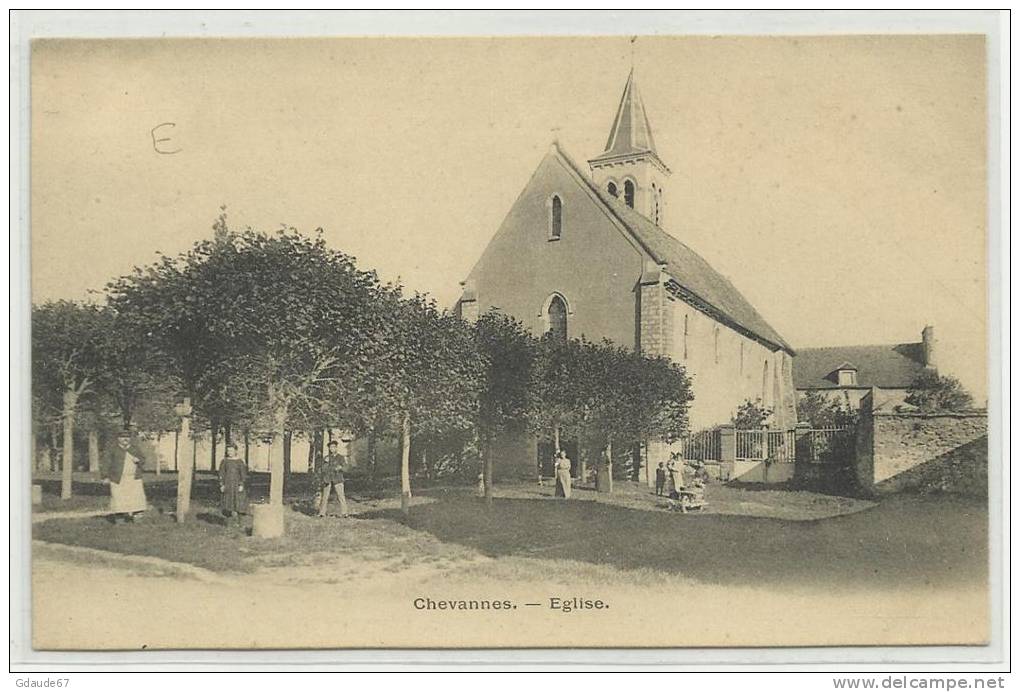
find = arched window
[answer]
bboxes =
[607,181,618,197]
[547,295,568,342]
[654,188,662,225]
[624,180,636,209]
[550,195,562,239]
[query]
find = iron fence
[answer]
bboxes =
[681,427,722,462]
[800,427,855,464]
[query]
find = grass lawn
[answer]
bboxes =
[32,475,987,593]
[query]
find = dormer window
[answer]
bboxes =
[835,362,859,387]
[623,180,635,209]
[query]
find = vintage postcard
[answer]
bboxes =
[21,23,998,656]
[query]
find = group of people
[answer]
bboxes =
[655,456,707,510]
[100,432,352,525]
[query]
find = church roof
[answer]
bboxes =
[793,343,928,389]
[556,145,794,355]
[588,70,666,168]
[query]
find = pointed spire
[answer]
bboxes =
[593,69,659,161]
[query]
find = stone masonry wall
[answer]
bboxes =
[861,410,987,497]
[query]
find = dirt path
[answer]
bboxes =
[32,542,988,650]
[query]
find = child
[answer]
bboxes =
[655,461,666,496]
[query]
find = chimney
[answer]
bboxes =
[921,325,937,369]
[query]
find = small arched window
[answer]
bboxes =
[607,181,618,197]
[550,195,562,239]
[654,188,662,226]
[547,295,568,342]
[624,180,636,208]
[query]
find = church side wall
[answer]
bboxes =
[665,297,796,430]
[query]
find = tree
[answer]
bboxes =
[107,227,386,527]
[473,311,538,502]
[369,292,483,517]
[531,335,589,453]
[31,301,109,499]
[732,399,773,429]
[905,371,974,412]
[582,342,692,490]
[796,390,859,428]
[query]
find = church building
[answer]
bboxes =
[456,71,798,475]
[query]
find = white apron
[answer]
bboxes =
[110,452,147,514]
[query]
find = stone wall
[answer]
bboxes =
[854,397,987,497]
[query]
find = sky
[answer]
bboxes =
[30,35,988,401]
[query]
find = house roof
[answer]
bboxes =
[556,145,794,355]
[588,70,664,167]
[793,343,928,389]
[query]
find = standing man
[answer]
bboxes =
[316,439,350,518]
[102,430,148,523]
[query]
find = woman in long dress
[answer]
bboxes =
[102,431,147,523]
[554,450,572,499]
[218,443,249,525]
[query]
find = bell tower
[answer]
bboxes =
[588,70,671,226]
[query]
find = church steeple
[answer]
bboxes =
[588,70,671,226]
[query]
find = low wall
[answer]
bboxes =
[856,409,987,497]
[729,460,794,484]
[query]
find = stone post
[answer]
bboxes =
[174,398,193,522]
[87,430,100,475]
[794,422,811,459]
[719,425,736,481]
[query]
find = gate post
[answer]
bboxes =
[794,423,811,462]
[719,425,736,481]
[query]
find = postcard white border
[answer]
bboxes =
[8,9,1009,670]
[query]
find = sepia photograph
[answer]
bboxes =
[13,11,1004,664]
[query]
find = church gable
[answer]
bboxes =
[459,145,651,348]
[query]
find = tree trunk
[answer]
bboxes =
[61,389,77,500]
[483,434,494,505]
[49,425,59,472]
[243,428,250,465]
[88,429,100,475]
[553,425,560,453]
[283,430,293,490]
[270,404,287,507]
[210,417,219,472]
[176,398,194,522]
[224,420,232,447]
[367,429,377,481]
[578,439,587,486]
[400,414,412,518]
[421,445,430,481]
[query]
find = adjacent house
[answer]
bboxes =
[793,325,937,411]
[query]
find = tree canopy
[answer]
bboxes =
[905,371,974,412]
